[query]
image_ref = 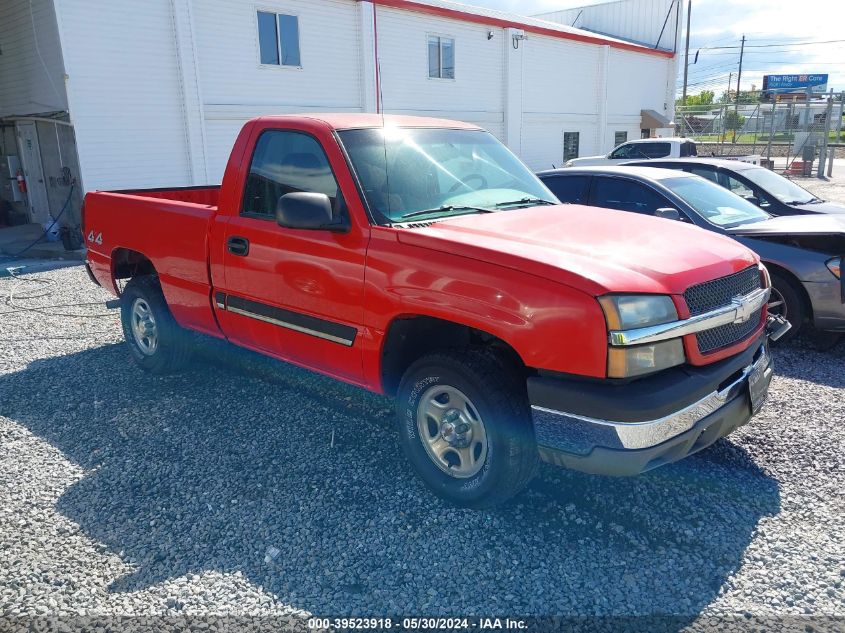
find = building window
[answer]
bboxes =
[563,132,580,162]
[614,131,628,146]
[257,11,301,67]
[428,35,455,79]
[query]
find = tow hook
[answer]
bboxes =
[766,313,791,342]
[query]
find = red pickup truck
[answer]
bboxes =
[84,114,785,507]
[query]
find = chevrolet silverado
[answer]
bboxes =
[84,114,786,507]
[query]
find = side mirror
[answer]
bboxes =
[744,195,761,207]
[655,207,681,221]
[276,192,345,231]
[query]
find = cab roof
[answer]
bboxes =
[250,113,484,131]
[624,137,697,145]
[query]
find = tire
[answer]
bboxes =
[120,276,192,374]
[768,271,806,344]
[395,348,538,508]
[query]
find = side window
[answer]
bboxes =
[690,167,719,184]
[681,141,698,157]
[639,142,671,158]
[721,173,755,199]
[563,132,580,161]
[428,35,455,79]
[242,130,342,219]
[591,177,670,215]
[543,176,590,204]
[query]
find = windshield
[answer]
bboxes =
[609,142,671,160]
[337,127,555,223]
[741,166,817,204]
[663,176,771,227]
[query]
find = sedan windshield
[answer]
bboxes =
[337,127,555,223]
[663,176,771,227]
[741,166,818,204]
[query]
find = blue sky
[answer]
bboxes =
[471,0,845,95]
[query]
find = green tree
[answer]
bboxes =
[724,110,746,131]
[677,90,715,112]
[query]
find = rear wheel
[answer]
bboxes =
[395,348,538,508]
[768,271,805,344]
[120,276,192,373]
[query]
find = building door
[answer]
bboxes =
[16,123,50,224]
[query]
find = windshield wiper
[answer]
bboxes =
[494,197,557,208]
[399,205,495,220]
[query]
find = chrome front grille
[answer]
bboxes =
[684,266,763,353]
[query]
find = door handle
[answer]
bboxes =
[227,236,249,256]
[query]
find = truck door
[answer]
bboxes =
[216,128,367,384]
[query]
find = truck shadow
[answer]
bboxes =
[1,340,781,625]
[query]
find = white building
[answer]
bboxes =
[0,0,680,229]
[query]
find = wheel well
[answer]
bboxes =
[764,261,812,320]
[380,316,525,396]
[112,248,156,286]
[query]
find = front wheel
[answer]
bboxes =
[395,349,538,508]
[768,272,805,344]
[120,276,192,374]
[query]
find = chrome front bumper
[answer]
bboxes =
[531,342,773,476]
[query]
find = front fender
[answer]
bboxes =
[362,230,608,383]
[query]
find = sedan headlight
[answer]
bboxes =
[599,295,684,378]
[827,257,841,279]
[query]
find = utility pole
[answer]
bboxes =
[681,0,692,104]
[732,35,745,143]
[735,34,745,107]
[722,71,732,147]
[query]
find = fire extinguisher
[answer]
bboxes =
[16,170,27,195]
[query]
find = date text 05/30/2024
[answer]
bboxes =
[307,617,528,630]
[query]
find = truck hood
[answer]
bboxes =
[396,205,757,296]
[789,200,845,215]
[730,213,845,237]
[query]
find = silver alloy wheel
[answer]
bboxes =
[416,384,489,479]
[130,298,158,356]
[768,286,787,319]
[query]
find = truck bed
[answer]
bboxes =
[109,185,221,207]
[84,185,222,337]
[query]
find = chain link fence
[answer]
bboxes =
[675,91,844,176]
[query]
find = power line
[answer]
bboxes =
[702,38,845,50]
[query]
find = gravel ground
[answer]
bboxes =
[791,160,845,203]
[0,263,843,632]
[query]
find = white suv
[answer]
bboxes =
[565,138,698,167]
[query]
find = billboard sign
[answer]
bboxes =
[762,74,828,96]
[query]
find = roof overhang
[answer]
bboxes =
[369,0,675,59]
[641,109,674,128]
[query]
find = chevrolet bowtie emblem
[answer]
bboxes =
[731,295,757,324]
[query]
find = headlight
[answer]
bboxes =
[759,262,771,288]
[599,295,678,330]
[827,257,841,279]
[608,339,686,378]
[599,295,684,378]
